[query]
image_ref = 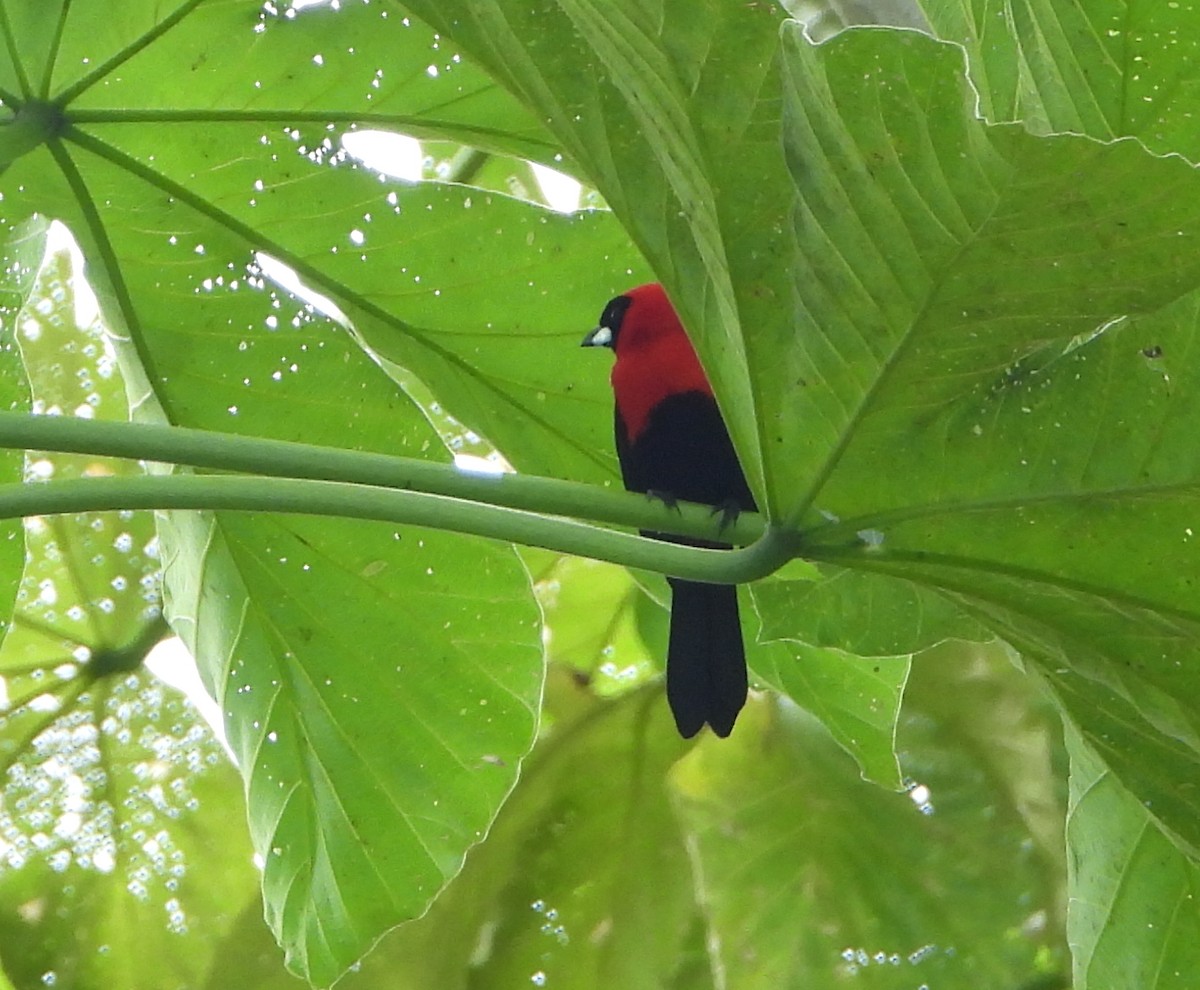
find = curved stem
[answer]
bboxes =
[0,474,791,584]
[0,410,765,545]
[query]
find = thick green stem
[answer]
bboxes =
[0,410,764,544]
[0,475,793,584]
[0,412,796,581]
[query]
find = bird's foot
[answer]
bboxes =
[710,499,744,533]
[646,489,682,512]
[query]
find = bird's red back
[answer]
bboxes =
[609,284,714,443]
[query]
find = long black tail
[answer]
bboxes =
[665,579,747,738]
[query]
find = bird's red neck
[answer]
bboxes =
[611,330,714,443]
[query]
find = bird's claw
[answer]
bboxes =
[710,499,743,533]
[646,489,682,513]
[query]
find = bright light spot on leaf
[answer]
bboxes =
[530,163,581,213]
[341,130,422,180]
[453,453,509,476]
[145,639,231,759]
[254,251,350,327]
[37,578,57,604]
[906,781,935,815]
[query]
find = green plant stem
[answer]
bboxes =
[0,410,764,544]
[0,475,792,584]
[444,147,490,184]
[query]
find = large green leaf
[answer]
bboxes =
[7,0,555,161]
[1066,721,1200,990]
[776,26,1200,523]
[0,0,645,483]
[768,23,1200,855]
[49,118,642,478]
[356,678,697,990]
[918,0,1200,156]
[753,567,985,656]
[163,509,542,986]
[141,293,545,983]
[200,676,701,990]
[750,637,909,789]
[908,641,1067,881]
[669,674,1065,988]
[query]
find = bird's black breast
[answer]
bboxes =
[615,390,755,513]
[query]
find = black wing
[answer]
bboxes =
[615,390,755,514]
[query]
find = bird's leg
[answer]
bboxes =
[710,499,744,534]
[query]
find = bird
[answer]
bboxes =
[582,283,756,738]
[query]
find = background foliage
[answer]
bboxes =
[1,0,1199,987]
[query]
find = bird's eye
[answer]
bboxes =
[597,295,633,340]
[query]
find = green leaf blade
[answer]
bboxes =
[778,26,1200,523]
[1067,722,1200,990]
[164,504,544,985]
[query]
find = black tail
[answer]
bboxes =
[665,579,748,738]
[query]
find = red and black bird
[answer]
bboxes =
[583,283,756,738]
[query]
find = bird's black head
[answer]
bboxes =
[581,293,632,349]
